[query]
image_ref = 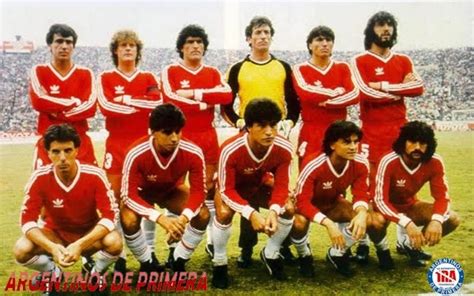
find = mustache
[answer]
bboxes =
[410,150,424,155]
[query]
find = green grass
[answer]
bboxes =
[0,131,473,295]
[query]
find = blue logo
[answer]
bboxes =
[427,258,464,294]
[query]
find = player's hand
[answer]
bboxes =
[349,210,367,241]
[334,87,346,96]
[51,244,74,268]
[157,215,185,241]
[424,220,442,246]
[323,220,345,250]
[403,73,416,83]
[176,89,194,99]
[277,119,294,139]
[64,242,82,264]
[318,101,328,107]
[264,210,278,236]
[249,211,266,233]
[406,221,425,249]
[368,82,381,90]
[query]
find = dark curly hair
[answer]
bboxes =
[244,98,282,128]
[149,103,186,133]
[323,121,362,156]
[176,24,209,59]
[392,121,437,162]
[364,11,398,50]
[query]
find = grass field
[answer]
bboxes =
[0,131,473,295]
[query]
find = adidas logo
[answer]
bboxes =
[396,179,406,187]
[147,174,157,182]
[114,85,125,94]
[52,198,64,208]
[50,85,60,94]
[322,181,333,190]
[243,167,256,175]
[180,80,190,88]
[313,80,322,87]
[375,67,384,76]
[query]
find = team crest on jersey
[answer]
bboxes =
[52,198,64,208]
[322,181,333,190]
[180,80,190,88]
[313,80,322,87]
[375,67,384,76]
[50,85,60,94]
[114,85,125,94]
[147,175,158,182]
[396,179,406,187]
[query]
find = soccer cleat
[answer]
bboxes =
[170,256,189,272]
[376,249,395,270]
[396,243,432,260]
[260,248,287,281]
[140,253,165,273]
[326,249,354,277]
[205,244,214,259]
[81,256,95,276]
[236,247,253,268]
[402,246,428,267]
[280,245,296,265]
[211,265,229,289]
[298,255,315,278]
[113,257,127,276]
[165,248,175,269]
[354,244,370,265]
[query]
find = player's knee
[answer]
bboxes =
[120,207,141,235]
[369,212,387,232]
[13,237,34,264]
[102,230,123,256]
[282,201,295,219]
[191,206,210,230]
[216,203,233,225]
[292,214,309,237]
[447,211,461,230]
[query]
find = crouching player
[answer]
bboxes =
[13,124,122,291]
[120,103,209,273]
[290,121,390,277]
[374,121,460,267]
[211,98,295,289]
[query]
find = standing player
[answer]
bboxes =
[221,16,300,266]
[13,124,121,292]
[29,24,97,168]
[374,121,460,267]
[290,121,392,277]
[211,98,295,289]
[351,11,425,260]
[292,26,359,161]
[120,104,209,273]
[97,29,162,272]
[161,24,232,258]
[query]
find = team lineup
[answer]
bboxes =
[12,11,461,294]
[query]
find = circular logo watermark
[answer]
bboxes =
[427,258,464,294]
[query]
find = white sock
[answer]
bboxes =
[397,224,407,247]
[115,221,127,259]
[18,255,55,272]
[124,229,151,263]
[264,217,294,259]
[141,219,156,253]
[174,224,205,260]
[94,250,119,273]
[341,226,357,250]
[165,210,179,249]
[205,199,215,246]
[359,233,370,246]
[374,236,389,251]
[291,234,311,257]
[212,217,232,266]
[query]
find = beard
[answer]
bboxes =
[374,34,394,48]
[408,149,425,161]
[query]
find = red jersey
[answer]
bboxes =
[20,161,117,235]
[161,63,232,132]
[295,153,370,224]
[218,132,294,220]
[29,63,97,135]
[351,51,424,124]
[121,136,206,222]
[374,152,450,227]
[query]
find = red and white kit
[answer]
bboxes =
[351,51,424,163]
[295,153,370,224]
[374,152,450,227]
[20,161,117,243]
[121,136,206,222]
[292,61,359,158]
[161,63,232,165]
[29,64,97,167]
[97,69,162,174]
[218,133,294,220]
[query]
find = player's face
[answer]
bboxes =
[330,134,359,160]
[247,24,272,52]
[48,141,78,173]
[373,21,394,48]
[115,39,138,64]
[153,129,181,154]
[404,140,427,162]
[50,34,75,62]
[181,37,204,63]
[309,35,334,58]
[248,122,277,148]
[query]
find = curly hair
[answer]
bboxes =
[244,98,282,128]
[109,30,143,67]
[176,24,209,59]
[149,103,186,133]
[322,121,362,155]
[392,121,437,162]
[363,11,398,50]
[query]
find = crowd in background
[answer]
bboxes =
[1,46,472,133]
